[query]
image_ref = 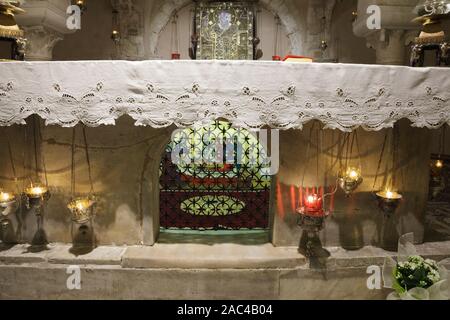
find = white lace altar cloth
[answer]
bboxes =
[0,60,449,131]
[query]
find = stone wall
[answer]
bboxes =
[50,0,376,64]
[273,120,432,248]
[0,117,441,248]
[1,241,449,299]
[0,117,171,245]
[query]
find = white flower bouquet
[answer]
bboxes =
[383,233,450,300]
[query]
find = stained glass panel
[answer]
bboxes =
[196,1,255,60]
[160,121,271,230]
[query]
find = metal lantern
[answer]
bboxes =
[0,189,16,216]
[68,196,96,250]
[24,183,50,211]
[0,189,15,244]
[338,167,363,195]
[376,190,402,216]
[111,8,120,43]
[75,0,86,13]
[430,158,446,199]
[0,189,17,243]
[68,197,96,224]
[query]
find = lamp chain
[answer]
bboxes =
[373,130,389,192]
[70,126,95,198]
[82,126,95,194]
[31,117,49,188]
[71,127,76,198]
[392,126,400,190]
[301,121,316,190]
[2,128,18,189]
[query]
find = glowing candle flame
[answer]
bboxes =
[376,189,402,200]
[68,198,94,212]
[31,187,43,195]
[349,170,359,179]
[25,184,48,197]
[0,192,12,202]
[436,160,443,168]
[342,167,361,181]
[300,193,325,217]
[307,195,315,204]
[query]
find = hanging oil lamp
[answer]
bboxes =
[24,182,50,212]
[376,189,402,216]
[431,158,444,174]
[68,197,96,225]
[67,196,96,248]
[429,158,446,199]
[23,182,50,247]
[111,8,120,43]
[435,159,444,167]
[0,188,16,243]
[0,189,16,216]
[338,167,363,195]
[67,126,97,249]
[75,0,87,13]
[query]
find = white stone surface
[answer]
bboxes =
[0,244,48,264]
[46,245,126,265]
[1,241,449,299]
[0,243,126,265]
[122,243,306,269]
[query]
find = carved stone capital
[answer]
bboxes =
[16,0,73,61]
[22,26,63,61]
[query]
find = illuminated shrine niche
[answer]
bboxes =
[159,121,271,230]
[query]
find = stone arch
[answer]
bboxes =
[145,0,304,57]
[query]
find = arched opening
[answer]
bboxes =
[159,121,272,243]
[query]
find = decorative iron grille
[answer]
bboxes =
[160,121,271,230]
